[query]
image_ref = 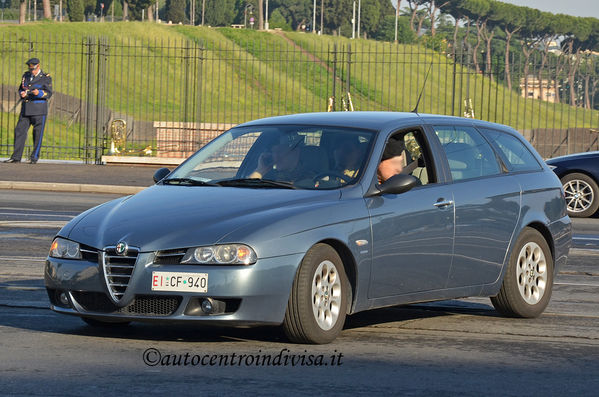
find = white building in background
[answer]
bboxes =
[520,75,558,103]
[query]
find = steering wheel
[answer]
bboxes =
[312,171,350,184]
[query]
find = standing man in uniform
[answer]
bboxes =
[4,58,52,164]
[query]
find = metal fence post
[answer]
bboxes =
[331,44,337,111]
[95,37,108,164]
[84,36,96,164]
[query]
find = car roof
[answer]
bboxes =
[236,111,512,132]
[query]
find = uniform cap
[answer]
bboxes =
[26,58,40,65]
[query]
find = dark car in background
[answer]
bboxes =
[546,152,599,218]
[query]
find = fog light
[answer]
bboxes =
[59,292,69,306]
[201,298,214,314]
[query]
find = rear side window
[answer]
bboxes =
[479,128,542,172]
[433,125,501,181]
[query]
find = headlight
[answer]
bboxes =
[49,237,81,259]
[181,244,257,265]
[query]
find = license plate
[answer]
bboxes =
[151,271,208,292]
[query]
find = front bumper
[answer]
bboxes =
[44,252,304,326]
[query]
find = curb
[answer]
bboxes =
[0,181,146,195]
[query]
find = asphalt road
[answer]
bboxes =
[1,190,598,396]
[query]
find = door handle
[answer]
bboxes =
[434,199,454,208]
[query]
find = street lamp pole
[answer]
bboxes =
[352,0,356,39]
[394,0,400,43]
[357,0,361,38]
[312,0,316,34]
[265,0,269,30]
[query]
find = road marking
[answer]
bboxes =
[573,236,599,241]
[0,256,46,262]
[0,207,70,212]
[0,212,74,219]
[555,282,599,287]
[0,221,67,228]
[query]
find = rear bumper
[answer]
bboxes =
[549,215,572,273]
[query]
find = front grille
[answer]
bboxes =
[72,292,181,316]
[102,246,139,302]
[119,295,182,316]
[154,249,187,265]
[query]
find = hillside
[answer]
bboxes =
[0,22,597,160]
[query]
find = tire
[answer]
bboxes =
[82,317,131,327]
[491,227,553,318]
[561,172,599,218]
[283,244,349,344]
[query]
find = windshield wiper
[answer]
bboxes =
[162,178,218,186]
[215,178,297,189]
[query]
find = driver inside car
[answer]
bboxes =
[249,134,305,182]
[377,137,407,184]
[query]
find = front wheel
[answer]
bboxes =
[561,172,599,218]
[491,228,553,318]
[283,244,349,344]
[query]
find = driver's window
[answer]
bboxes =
[379,130,433,185]
[403,131,430,185]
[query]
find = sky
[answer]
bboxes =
[391,0,599,18]
[473,0,597,18]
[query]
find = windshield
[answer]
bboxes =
[166,124,376,189]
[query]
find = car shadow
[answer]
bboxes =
[344,300,498,330]
[1,278,498,344]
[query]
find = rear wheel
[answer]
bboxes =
[561,173,599,218]
[491,228,553,318]
[283,244,349,344]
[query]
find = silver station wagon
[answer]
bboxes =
[45,112,572,344]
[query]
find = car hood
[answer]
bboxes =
[65,185,339,251]
[546,151,599,164]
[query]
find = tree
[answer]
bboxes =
[19,0,26,24]
[269,0,311,31]
[562,17,592,106]
[491,1,525,90]
[42,0,52,19]
[165,0,185,23]
[460,0,491,74]
[405,0,426,34]
[360,0,394,38]
[519,7,549,101]
[536,12,562,100]
[426,0,449,37]
[375,14,415,43]
[201,0,236,26]
[444,0,472,57]
[127,0,153,20]
[67,0,84,21]
[323,0,352,35]
[268,8,292,30]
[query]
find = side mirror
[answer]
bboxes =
[377,174,420,195]
[153,167,171,183]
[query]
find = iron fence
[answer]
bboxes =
[0,31,597,163]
